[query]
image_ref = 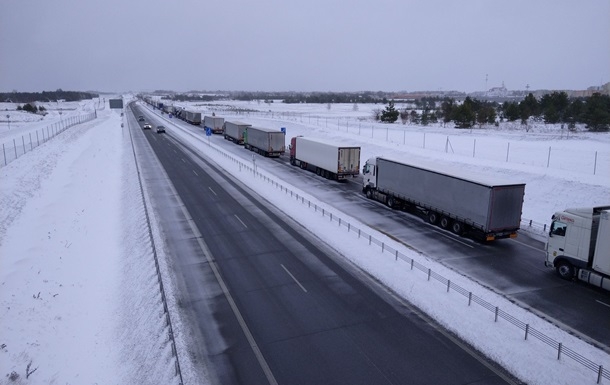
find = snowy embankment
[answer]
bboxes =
[0,98,608,385]
[0,107,180,384]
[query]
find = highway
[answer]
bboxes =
[129,105,519,384]
[137,103,610,352]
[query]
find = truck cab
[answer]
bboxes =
[362,157,377,191]
[546,207,610,288]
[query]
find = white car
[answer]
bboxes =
[143,123,152,130]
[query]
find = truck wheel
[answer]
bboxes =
[451,221,464,235]
[428,212,438,224]
[387,197,395,209]
[316,168,321,176]
[556,261,575,280]
[365,189,373,199]
[440,217,450,229]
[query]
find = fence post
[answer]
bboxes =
[447,280,450,292]
[382,243,384,253]
[22,136,26,155]
[13,139,17,159]
[37,131,40,146]
[473,139,476,157]
[547,146,551,168]
[29,133,32,150]
[2,144,6,165]
[395,250,398,261]
[427,269,431,281]
[557,342,562,360]
[494,307,499,322]
[594,151,597,175]
[468,292,472,306]
[506,142,510,162]
[410,259,414,270]
[598,365,603,384]
[525,324,529,340]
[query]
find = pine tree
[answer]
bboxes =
[380,100,399,123]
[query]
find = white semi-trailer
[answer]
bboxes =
[204,116,225,134]
[224,121,251,144]
[545,206,610,290]
[362,156,526,241]
[244,126,285,157]
[289,136,360,180]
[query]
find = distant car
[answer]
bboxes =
[156,125,166,133]
[143,123,152,129]
[138,115,145,122]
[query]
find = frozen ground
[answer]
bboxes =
[0,96,609,384]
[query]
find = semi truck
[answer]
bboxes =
[545,206,610,290]
[204,115,225,134]
[224,121,251,144]
[184,110,202,125]
[362,156,525,241]
[289,136,360,180]
[244,126,285,157]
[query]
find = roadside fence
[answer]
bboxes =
[1,112,97,168]
[218,108,609,177]
[202,140,608,384]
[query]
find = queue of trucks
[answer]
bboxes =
[137,99,609,290]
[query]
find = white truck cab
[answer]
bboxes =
[545,206,610,290]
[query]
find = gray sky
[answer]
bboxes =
[1,0,609,93]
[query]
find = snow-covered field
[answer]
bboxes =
[0,96,608,384]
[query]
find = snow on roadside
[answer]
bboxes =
[0,109,179,384]
[173,130,610,385]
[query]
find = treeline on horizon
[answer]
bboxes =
[1,90,99,103]
[166,90,609,131]
[430,92,610,131]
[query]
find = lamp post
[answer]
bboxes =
[6,115,9,130]
[59,110,63,129]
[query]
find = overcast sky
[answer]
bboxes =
[1,0,609,93]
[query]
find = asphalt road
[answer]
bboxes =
[135,104,610,353]
[130,106,519,385]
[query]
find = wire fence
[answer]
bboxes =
[202,141,607,384]
[216,109,609,177]
[1,112,97,168]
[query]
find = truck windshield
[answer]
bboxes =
[550,221,567,236]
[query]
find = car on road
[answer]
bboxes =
[156,125,166,133]
[143,123,152,129]
[138,115,145,121]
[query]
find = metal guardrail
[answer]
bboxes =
[203,143,608,384]
[1,112,97,167]
[127,117,184,384]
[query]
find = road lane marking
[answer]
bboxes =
[234,214,248,229]
[511,239,545,253]
[430,229,474,248]
[163,166,278,385]
[208,187,217,196]
[281,264,308,293]
[596,300,610,309]
[192,170,198,177]
[181,158,186,163]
